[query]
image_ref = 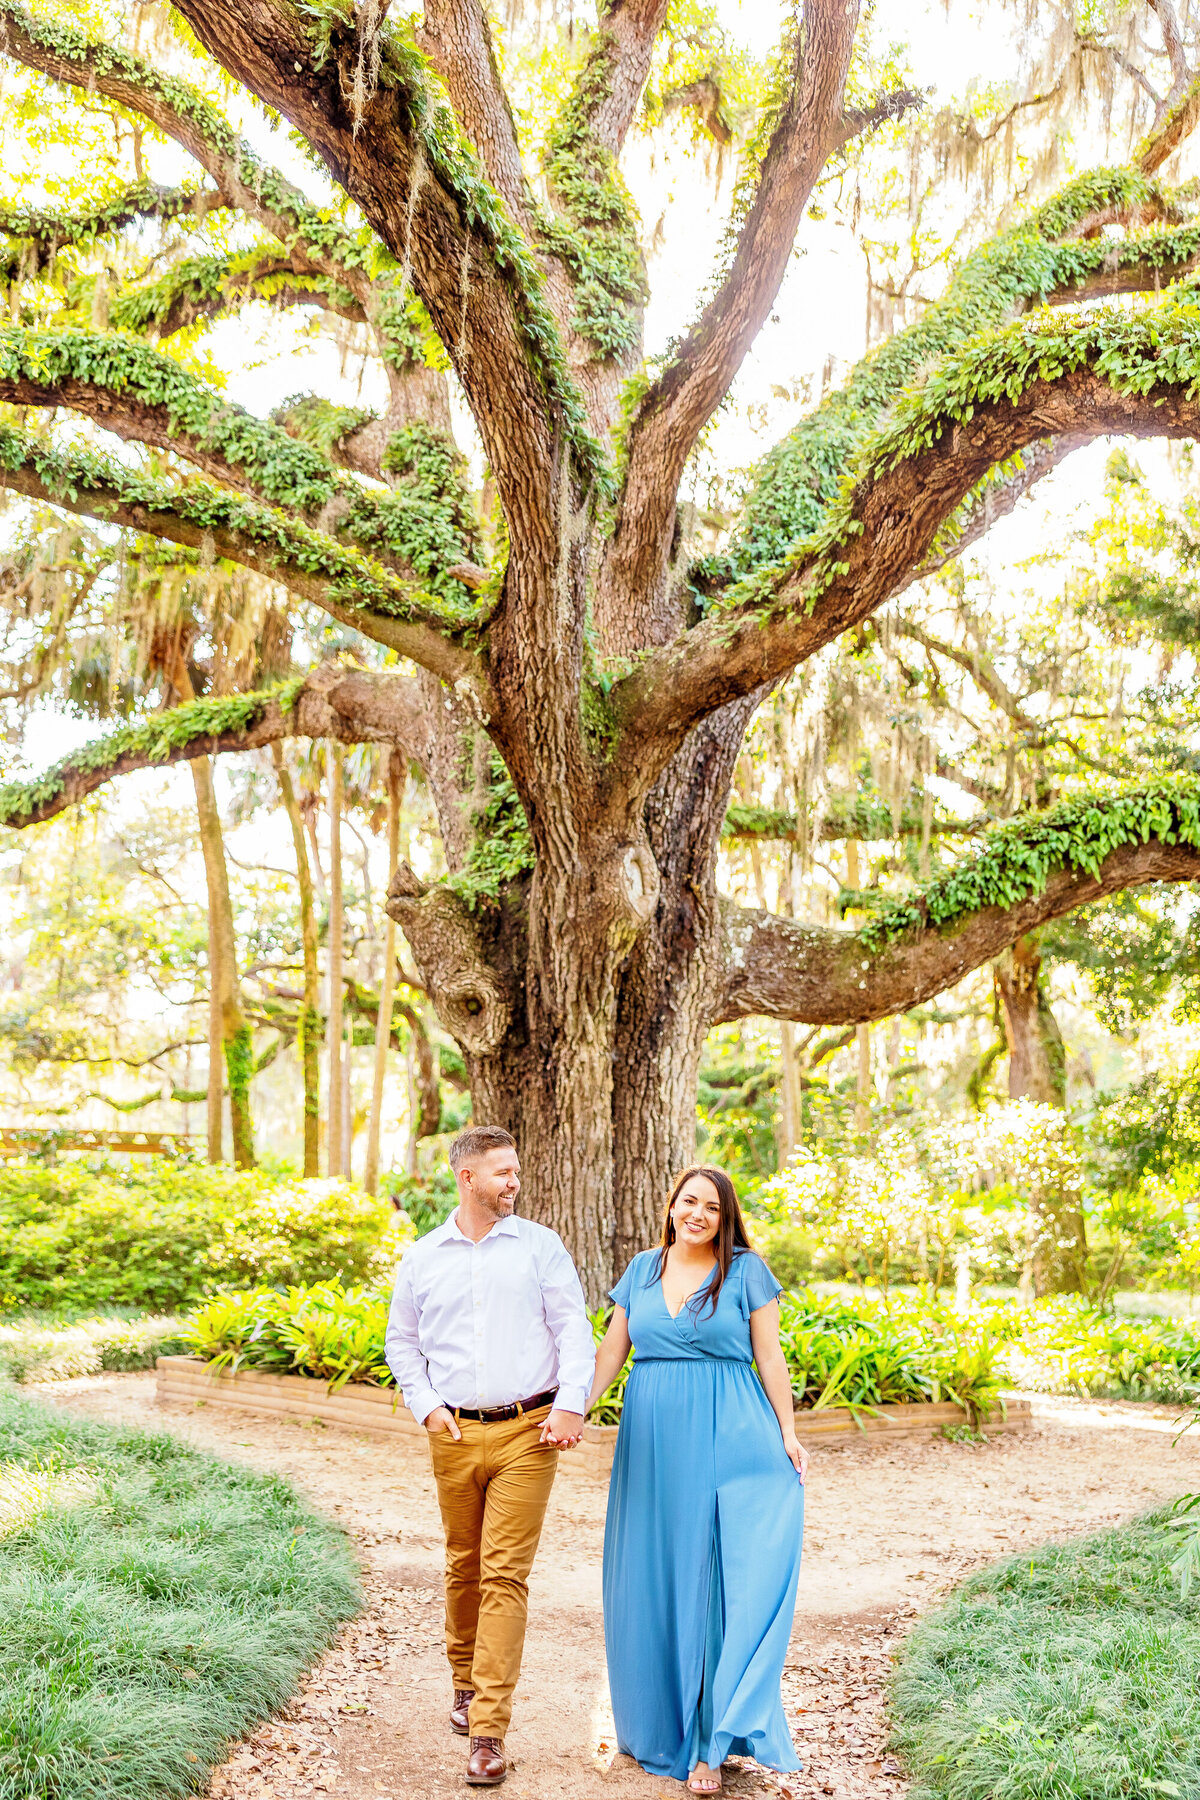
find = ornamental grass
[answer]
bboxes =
[889,1506,1200,1800]
[0,1390,359,1799]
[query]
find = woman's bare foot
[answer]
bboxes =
[687,1762,722,1793]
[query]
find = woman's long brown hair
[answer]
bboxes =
[655,1165,752,1318]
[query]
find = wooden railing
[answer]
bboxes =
[0,1127,199,1157]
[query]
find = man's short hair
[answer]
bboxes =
[449,1125,517,1171]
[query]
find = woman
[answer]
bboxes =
[589,1167,808,1794]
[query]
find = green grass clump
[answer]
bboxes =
[0,1158,411,1314]
[890,1507,1200,1800]
[0,1389,360,1799]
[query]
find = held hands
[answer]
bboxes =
[539,1408,584,1448]
[425,1405,462,1439]
[783,1432,809,1483]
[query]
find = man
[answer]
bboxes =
[385,1124,595,1787]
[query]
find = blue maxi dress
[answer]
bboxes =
[602,1247,804,1780]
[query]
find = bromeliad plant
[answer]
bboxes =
[777,1291,1013,1421]
[184,1281,393,1391]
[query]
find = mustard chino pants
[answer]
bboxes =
[427,1404,559,1738]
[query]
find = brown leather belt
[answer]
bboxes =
[452,1388,558,1424]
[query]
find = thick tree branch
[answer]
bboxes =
[110,250,366,340]
[0,328,481,601]
[609,306,1200,798]
[578,0,672,156]
[0,666,431,830]
[167,0,595,546]
[0,1,373,299]
[417,0,532,230]
[0,180,228,280]
[903,434,1086,589]
[713,787,1200,1025]
[0,422,485,688]
[599,0,859,642]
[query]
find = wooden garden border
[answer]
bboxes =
[156,1357,1031,1476]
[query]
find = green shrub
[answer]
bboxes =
[1007,1295,1200,1404]
[0,1313,188,1382]
[0,1158,412,1314]
[0,1389,359,1799]
[890,1506,1200,1799]
[755,1223,814,1290]
[382,1166,457,1236]
[184,1282,393,1390]
[779,1290,1013,1420]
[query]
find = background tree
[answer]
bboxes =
[9,0,1200,1291]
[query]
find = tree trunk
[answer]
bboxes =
[365,750,401,1196]
[272,741,321,1177]
[994,934,1067,1105]
[189,754,255,1168]
[993,933,1083,1294]
[327,743,344,1179]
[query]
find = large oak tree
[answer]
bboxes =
[8,0,1200,1293]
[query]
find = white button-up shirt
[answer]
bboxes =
[384,1210,595,1426]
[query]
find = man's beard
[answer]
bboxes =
[480,1190,516,1217]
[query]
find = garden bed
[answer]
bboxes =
[155,1356,1030,1468]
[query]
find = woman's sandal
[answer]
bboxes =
[687,1774,722,1794]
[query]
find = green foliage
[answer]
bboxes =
[0,1388,359,1800]
[889,1506,1200,1800]
[0,1312,188,1381]
[0,328,480,603]
[775,1289,1012,1420]
[1092,1057,1200,1193]
[588,1306,631,1424]
[0,680,303,826]
[852,774,1200,954]
[286,0,611,488]
[0,418,477,631]
[714,166,1198,582]
[538,30,645,360]
[1008,1297,1200,1405]
[444,762,535,909]
[381,1166,457,1236]
[184,1280,393,1390]
[0,1158,410,1314]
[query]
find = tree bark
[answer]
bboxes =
[993,934,1067,1106]
[364,750,401,1195]
[993,933,1083,1295]
[327,742,345,1179]
[189,754,255,1168]
[272,741,321,1177]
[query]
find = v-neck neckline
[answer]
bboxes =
[660,1256,718,1321]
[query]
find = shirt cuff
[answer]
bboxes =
[405,1384,444,1426]
[553,1383,588,1417]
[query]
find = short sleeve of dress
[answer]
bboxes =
[609,1253,640,1312]
[741,1251,783,1313]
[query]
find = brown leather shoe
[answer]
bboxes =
[450,1689,474,1736]
[466,1736,506,1785]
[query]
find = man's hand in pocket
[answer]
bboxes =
[425,1405,462,1439]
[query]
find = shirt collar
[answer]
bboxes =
[444,1208,521,1245]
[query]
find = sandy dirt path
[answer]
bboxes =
[35,1375,1200,1800]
